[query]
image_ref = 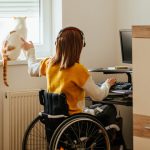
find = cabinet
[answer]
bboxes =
[133,26,150,149]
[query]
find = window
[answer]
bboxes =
[0,0,52,59]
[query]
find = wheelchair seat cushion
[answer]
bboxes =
[39,90,69,115]
[89,103,117,126]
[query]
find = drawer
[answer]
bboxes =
[134,114,150,138]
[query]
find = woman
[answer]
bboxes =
[21,26,116,115]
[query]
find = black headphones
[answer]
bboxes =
[57,26,86,47]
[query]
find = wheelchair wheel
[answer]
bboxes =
[22,115,48,150]
[49,113,110,150]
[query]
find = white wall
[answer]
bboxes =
[116,0,150,65]
[0,64,46,149]
[117,0,150,28]
[62,0,117,69]
[51,0,62,55]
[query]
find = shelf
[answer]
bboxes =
[88,67,132,83]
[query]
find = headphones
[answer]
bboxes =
[57,27,86,47]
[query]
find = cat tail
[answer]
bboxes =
[3,56,9,87]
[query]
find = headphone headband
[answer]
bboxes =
[57,27,86,47]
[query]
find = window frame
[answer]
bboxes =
[0,0,52,60]
[35,0,52,58]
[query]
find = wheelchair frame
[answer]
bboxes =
[22,90,126,150]
[22,112,126,150]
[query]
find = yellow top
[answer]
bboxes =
[39,58,90,115]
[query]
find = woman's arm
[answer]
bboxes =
[82,76,116,101]
[26,48,40,76]
[21,38,40,77]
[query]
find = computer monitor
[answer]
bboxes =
[119,29,132,64]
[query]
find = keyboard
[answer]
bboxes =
[97,82,132,90]
[110,82,132,90]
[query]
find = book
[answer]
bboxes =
[107,66,129,70]
[111,90,132,94]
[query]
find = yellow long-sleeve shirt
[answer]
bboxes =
[26,48,110,115]
[39,58,90,115]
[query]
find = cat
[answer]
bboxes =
[1,17,27,86]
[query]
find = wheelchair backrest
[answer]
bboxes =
[39,90,69,116]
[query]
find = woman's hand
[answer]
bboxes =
[21,38,34,50]
[105,78,116,87]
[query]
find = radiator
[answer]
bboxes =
[3,90,43,150]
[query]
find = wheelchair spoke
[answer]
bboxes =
[22,116,49,150]
[86,124,97,138]
[81,125,107,149]
[70,125,81,142]
[52,118,110,150]
[86,121,94,137]
[86,133,107,149]
[63,131,76,146]
[77,121,81,139]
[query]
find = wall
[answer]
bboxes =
[116,0,150,65]
[0,63,47,149]
[62,0,117,69]
[51,0,62,55]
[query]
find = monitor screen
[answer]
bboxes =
[119,29,132,64]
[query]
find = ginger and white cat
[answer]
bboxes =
[1,17,27,86]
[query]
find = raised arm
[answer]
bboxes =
[21,38,40,77]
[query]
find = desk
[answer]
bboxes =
[88,67,133,149]
[86,95,132,106]
[88,67,133,106]
[103,95,132,106]
[89,68,132,83]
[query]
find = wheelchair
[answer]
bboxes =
[22,90,126,150]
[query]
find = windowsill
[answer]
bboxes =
[0,59,27,66]
[0,58,42,66]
